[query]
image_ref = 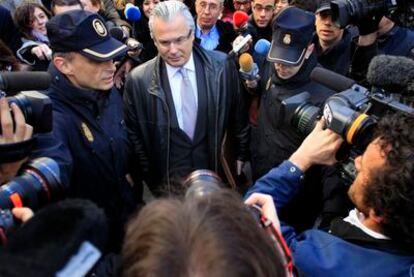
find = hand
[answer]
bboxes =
[12,207,34,222]
[289,119,343,171]
[245,79,258,89]
[114,59,133,89]
[245,192,281,232]
[0,98,33,183]
[30,44,52,60]
[232,35,252,54]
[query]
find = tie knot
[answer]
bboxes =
[180,67,189,80]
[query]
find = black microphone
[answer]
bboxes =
[109,26,129,42]
[0,72,51,94]
[310,67,356,92]
[367,55,414,95]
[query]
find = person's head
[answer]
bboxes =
[50,0,83,14]
[267,6,315,79]
[47,10,127,90]
[79,0,103,13]
[315,0,343,50]
[251,0,275,28]
[233,0,251,13]
[274,0,289,14]
[142,0,160,18]
[348,113,414,244]
[122,189,287,276]
[14,2,51,39]
[0,40,22,72]
[195,0,224,32]
[149,1,195,67]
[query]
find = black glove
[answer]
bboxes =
[356,14,383,36]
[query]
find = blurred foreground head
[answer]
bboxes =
[122,189,286,277]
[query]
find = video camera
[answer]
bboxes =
[281,65,414,184]
[331,0,414,28]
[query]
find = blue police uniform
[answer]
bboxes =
[33,10,137,252]
[378,25,414,59]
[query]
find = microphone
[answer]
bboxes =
[254,39,271,57]
[229,34,252,56]
[124,3,141,22]
[109,26,129,42]
[233,11,249,34]
[239,53,259,81]
[310,67,356,92]
[367,55,414,95]
[0,72,51,94]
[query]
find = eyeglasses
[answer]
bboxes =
[253,4,275,13]
[196,1,221,12]
[156,30,193,49]
[233,0,251,7]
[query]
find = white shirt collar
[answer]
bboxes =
[343,208,390,240]
[165,53,196,77]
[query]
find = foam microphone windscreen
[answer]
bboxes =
[254,39,271,56]
[239,53,254,72]
[233,11,249,29]
[124,3,141,22]
[367,55,414,95]
[109,26,127,42]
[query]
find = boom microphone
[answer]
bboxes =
[254,39,271,56]
[310,67,356,92]
[124,3,141,22]
[239,53,259,81]
[367,55,414,95]
[0,72,51,94]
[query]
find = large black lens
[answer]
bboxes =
[293,104,321,136]
[7,91,53,133]
[0,158,64,210]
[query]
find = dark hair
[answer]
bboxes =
[363,113,414,244]
[14,2,51,40]
[290,0,316,12]
[0,40,22,71]
[51,0,83,10]
[122,189,286,277]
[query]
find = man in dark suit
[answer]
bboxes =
[124,0,249,195]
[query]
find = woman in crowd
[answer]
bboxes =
[14,2,52,71]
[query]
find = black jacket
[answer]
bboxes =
[314,27,357,76]
[124,44,249,192]
[194,19,237,53]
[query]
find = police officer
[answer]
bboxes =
[250,7,349,232]
[35,10,137,251]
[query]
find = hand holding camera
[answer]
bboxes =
[0,96,33,183]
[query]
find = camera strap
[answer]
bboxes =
[0,137,36,163]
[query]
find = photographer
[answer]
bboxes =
[0,96,33,184]
[246,113,414,275]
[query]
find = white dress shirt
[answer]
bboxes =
[165,53,198,130]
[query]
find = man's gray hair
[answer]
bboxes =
[148,1,195,39]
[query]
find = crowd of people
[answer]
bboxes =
[0,0,413,275]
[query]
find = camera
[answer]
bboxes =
[281,75,413,184]
[331,0,414,28]
[0,71,53,134]
[0,157,64,211]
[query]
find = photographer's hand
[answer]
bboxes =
[289,119,343,171]
[0,97,33,183]
[12,207,34,222]
[245,192,281,232]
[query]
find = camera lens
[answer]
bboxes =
[292,104,320,135]
[345,113,377,153]
[0,158,64,210]
[184,170,222,199]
